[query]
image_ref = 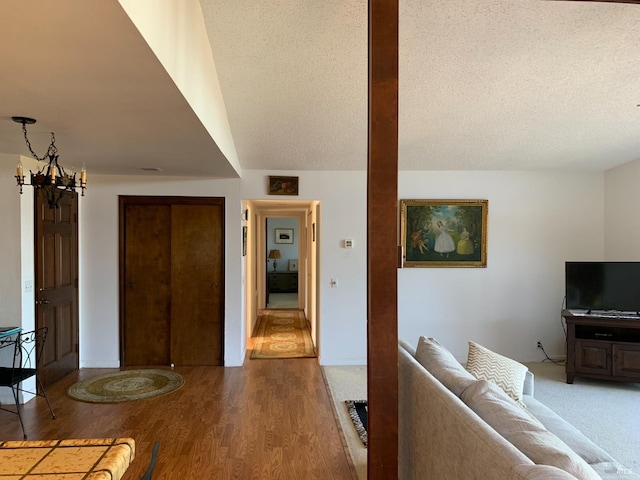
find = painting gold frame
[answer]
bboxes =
[400,199,488,268]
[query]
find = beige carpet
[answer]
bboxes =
[526,361,640,472]
[322,365,367,480]
[251,309,316,359]
[267,293,298,308]
[323,362,640,478]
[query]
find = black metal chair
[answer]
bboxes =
[0,327,56,438]
[140,441,160,480]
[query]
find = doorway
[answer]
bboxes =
[266,217,299,309]
[245,200,319,352]
[119,196,225,366]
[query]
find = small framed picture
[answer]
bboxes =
[288,259,299,271]
[275,228,294,244]
[242,226,247,256]
[268,176,299,195]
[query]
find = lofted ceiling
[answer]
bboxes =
[1,1,640,178]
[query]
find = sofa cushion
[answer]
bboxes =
[462,380,601,480]
[524,397,640,479]
[415,337,476,397]
[512,464,585,479]
[524,396,616,465]
[466,341,528,405]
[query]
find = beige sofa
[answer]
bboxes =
[398,339,639,480]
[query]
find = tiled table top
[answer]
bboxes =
[0,438,135,479]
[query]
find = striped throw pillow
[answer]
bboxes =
[466,341,528,406]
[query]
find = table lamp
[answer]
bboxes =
[268,249,281,271]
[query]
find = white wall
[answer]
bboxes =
[242,171,368,365]
[1,155,38,403]
[0,154,24,326]
[0,154,38,331]
[604,158,640,260]
[79,174,244,367]
[398,171,604,362]
[0,166,608,370]
[118,0,240,175]
[243,169,603,365]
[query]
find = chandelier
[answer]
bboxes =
[12,116,86,208]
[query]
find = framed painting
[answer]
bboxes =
[242,226,247,256]
[268,176,299,195]
[288,259,299,271]
[275,228,294,244]
[400,199,488,268]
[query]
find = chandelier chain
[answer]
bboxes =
[21,122,58,162]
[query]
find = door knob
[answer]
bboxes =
[37,299,50,305]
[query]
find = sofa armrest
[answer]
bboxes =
[523,370,534,397]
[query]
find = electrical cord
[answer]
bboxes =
[538,341,565,365]
[560,295,567,337]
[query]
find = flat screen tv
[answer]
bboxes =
[565,261,640,313]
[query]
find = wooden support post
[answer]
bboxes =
[367,0,399,479]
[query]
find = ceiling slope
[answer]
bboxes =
[0,0,239,177]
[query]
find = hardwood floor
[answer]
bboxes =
[0,357,357,479]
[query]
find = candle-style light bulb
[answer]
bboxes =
[50,165,57,181]
[80,163,87,186]
[16,160,24,178]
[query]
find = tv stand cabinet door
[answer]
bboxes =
[613,344,640,380]
[575,340,611,376]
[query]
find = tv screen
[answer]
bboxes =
[565,262,640,313]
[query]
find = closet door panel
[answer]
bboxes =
[123,204,171,366]
[170,203,224,366]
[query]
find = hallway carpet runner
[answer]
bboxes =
[251,310,316,359]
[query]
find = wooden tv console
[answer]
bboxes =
[563,309,640,384]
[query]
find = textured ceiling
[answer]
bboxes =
[203,0,640,172]
[1,1,640,176]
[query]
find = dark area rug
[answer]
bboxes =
[345,400,368,446]
[67,369,184,403]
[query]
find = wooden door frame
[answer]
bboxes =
[246,201,318,353]
[256,209,307,311]
[118,195,226,365]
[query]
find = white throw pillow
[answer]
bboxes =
[415,337,476,396]
[466,341,528,406]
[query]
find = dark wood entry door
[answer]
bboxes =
[120,197,224,366]
[35,190,79,387]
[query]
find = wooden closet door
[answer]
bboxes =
[122,204,172,365]
[171,204,224,365]
[121,197,224,366]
